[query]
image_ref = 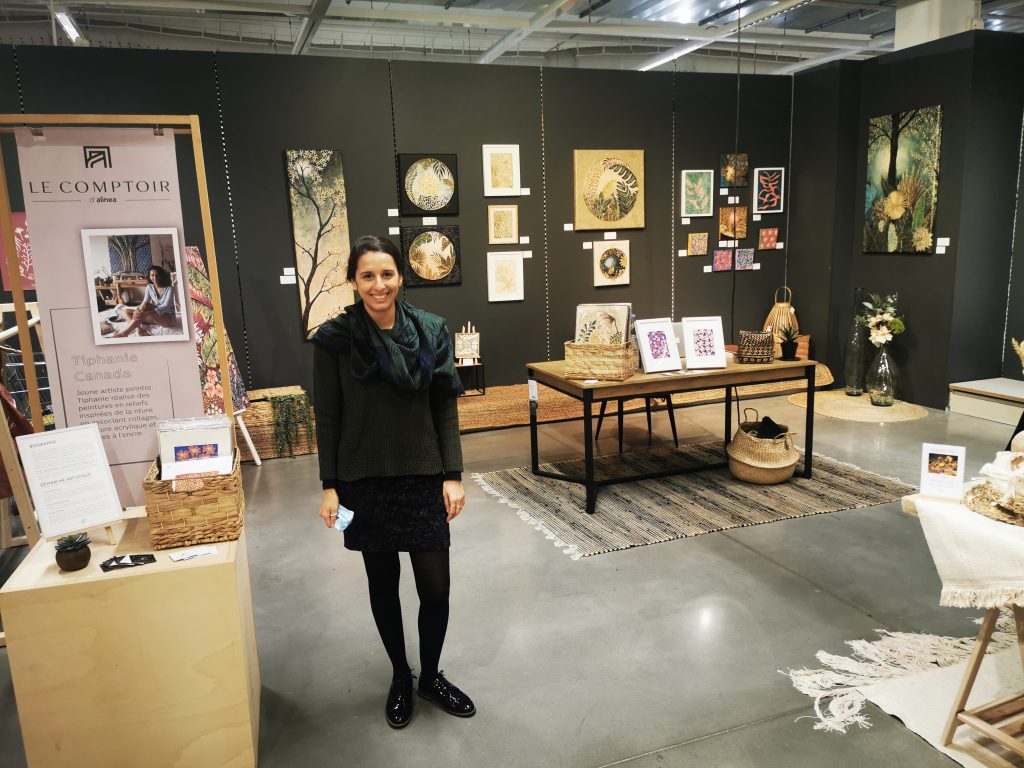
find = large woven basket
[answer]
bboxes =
[963,481,1024,526]
[564,341,639,381]
[143,449,245,550]
[726,424,798,485]
[235,385,317,462]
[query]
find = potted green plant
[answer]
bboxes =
[779,326,800,360]
[54,533,92,572]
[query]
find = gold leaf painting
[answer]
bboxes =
[482,144,521,196]
[573,149,645,231]
[593,240,630,287]
[400,226,462,287]
[488,204,519,245]
[398,153,459,215]
[487,251,524,302]
[719,206,748,239]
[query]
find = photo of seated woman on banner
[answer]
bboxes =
[81,227,189,345]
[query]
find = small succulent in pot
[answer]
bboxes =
[54,532,92,572]
[780,326,800,360]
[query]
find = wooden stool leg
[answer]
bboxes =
[1015,606,1024,672]
[595,400,608,441]
[941,607,1001,746]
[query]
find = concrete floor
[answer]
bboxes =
[0,394,1015,767]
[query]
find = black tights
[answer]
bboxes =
[361,550,450,684]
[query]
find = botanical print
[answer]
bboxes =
[0,211,35,291]
[735,248,755,271]
[863,106,942,254]
[455,332,480,358]
[687,232,709,256]
[398,153,459,216]
[720,153,749,188]
[758,228,779,250]
[574,303,631,345]
[719,206,748,239]
[573,149,645,230]
[487,251,525,302]
[285,149,353,339]
[482,144,520,196]
[185,245,249,415]
[488,204,519,245]
[681,170,714,217]
[401,226,461,287]
[713,249,733,272]
[753,167,784,214]
[692,328,716,356]
[647,330,670,359]
[593,240,630,287]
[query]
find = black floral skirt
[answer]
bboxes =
[336,474,449,552]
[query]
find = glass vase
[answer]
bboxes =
[866,344,896,407]
[843,294,867,396]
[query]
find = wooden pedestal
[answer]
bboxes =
[0,515,260,767]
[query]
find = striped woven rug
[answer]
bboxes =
[474,442,914,559]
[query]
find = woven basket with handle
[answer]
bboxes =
[737,330,775,364]
[726,408,798,485]
[763,286,799,344]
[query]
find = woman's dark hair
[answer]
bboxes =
[149,265,172,288]
[346,235,405,281]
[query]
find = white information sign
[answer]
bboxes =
[920,443,966,499]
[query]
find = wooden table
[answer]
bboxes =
[0,513,260,767]
[527,357,817,513]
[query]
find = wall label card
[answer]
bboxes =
[519,235,530,244]
[583,242,593,249]
[280,275,297,285]
[753,263,761,270]
[703,265,713,273]
[753,214,762,221]
[387,208,400,217]
[681,217,691,225]
[388,226,400,235]
[604,232,617,240]
[678,249,687,257]
[936,245,947,254]
[776,242,784,249]
[422,216,438,226]
[521,187,531,196]
[719,188,728,195]
[937,237,951,246]
[283,267,296,276]
[563,223,574,231]
[521,250,533,259]
[17,424,123,539]
[920,443,966,499]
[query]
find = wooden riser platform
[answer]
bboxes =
[949,378,1024,426]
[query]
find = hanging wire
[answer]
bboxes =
[1000,103,1024,365]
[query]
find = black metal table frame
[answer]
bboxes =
[527,365,816,514]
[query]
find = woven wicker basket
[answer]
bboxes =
[963,481,1024,526]
[143,449,245,550]
[235,385,317,462]
[726,424,798,485]
[564,341,639,381]
[737,330,775,364]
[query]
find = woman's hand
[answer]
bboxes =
[320,488,339,528]
[443,480,466,522]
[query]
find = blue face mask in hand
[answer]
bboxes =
[333,503,355,532]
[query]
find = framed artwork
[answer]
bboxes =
[758,228,779,250]
[863,105,942,254]
[681,169,714,217]
[593,240,630,287]
[753,167,785,214]
[634,318,682,373]
[687,232,709,256]
[713,249,733,272]
[455,332,481,359]
[720,153,749,188]
[285,149,354,339]
[482,144,521,196]
[574,303,631,345]
[487,204,519,245]
[487,251,524,302]
[681,316,727,369]
[400,226,461,287]
[735,248,755,271]
[81,227,189,345]
[573,149,645,231]
[398,153,459,216]
[719,206,748,239]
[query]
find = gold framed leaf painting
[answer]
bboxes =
[284,149,354,340]
[681,170,714,217]
[573,149,645,231]
[487,204,519,245]
[400,226,462,287]
[398,153,459,216]
[593,240,630,287]
[863,105,942,253]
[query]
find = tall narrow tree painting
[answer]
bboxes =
[285,150,354,339]
[863,106,942,254]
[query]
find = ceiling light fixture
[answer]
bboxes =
[55,8,88,45]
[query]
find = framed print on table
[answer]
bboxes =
[487,251,525,302]
[482,144,521,196]
[634,318,682,373]
[681,316,727,369]
[487,204,519,245]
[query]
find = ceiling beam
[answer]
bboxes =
[291,0,330,54]
[548,20,878,47]
[771,30,893,72]
[476,0,580,64]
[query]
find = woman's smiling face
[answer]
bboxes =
[352,250,402,315]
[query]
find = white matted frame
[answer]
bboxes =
[487,204,519,245]
[680,169,714,217]
[752,167,785,214]
[681,316,727,369]
[634,317,682,373]
[482,144,521,197]
[487,251,524,302]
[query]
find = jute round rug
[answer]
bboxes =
[788,390,928,422]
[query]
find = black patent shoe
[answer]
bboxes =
[417,671,476,718]
[386,672,414,729]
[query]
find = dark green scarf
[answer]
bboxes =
[312,300,463,395]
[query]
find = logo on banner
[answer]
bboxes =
[83,146,112,169]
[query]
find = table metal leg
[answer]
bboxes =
[724,385,733,445]
[645,397,653,445]
[804,365,815,478]
[529,371,540,474]
[583,389,596,514]
[666,397,678,448]
[617,400,624,454]
[595,400,608,441]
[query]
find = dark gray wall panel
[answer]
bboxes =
[1005,121,1024,382]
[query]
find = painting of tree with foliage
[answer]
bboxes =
[285,149,353,339]
[863,106,942,254]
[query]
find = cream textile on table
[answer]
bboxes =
[917,498,1024,608]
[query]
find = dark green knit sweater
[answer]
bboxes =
[312,337,464,487]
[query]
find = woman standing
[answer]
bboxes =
[311,235,475,729]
